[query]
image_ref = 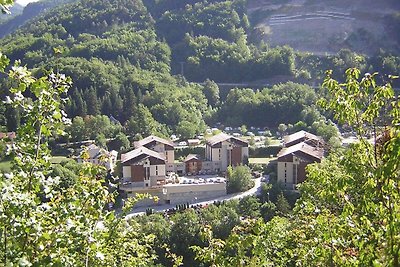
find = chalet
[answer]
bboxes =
[134,135,175,163]
[121,147,166,188]
[277,142,324,190]
[205,132,249,172]
[184,154,202,175]
[283,130,324,148]
[76,144,117,171]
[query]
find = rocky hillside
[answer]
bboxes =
[248,0,400,54]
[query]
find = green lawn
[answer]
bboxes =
[0,156,71,173]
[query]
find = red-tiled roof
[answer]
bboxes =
[134,135,174,148]
[278,142,324,160]
[121,146,165,163]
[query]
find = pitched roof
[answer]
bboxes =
[134,135,174,148]
[121,146,165,164]
[283,130,323,146]
[83,144,110,159]
[184,154,202,162]
[206,132,248,146]
[278,142,324,160]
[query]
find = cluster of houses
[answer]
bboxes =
[78,133,249,205]
[277,130,325,190]
[119,133,249,188]
[77,129,325,204]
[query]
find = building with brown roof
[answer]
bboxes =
[205,132,249,172]
[134,135,175,164]
[184,154,202,175]
[121,146,166,188]
[277,140,324,190]
[283,130,324,148]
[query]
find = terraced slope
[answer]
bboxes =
[249,0,400,54]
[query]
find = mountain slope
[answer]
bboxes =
[249,0,400,54]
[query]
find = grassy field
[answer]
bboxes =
[249,157,277,165]
[0,156,71,173]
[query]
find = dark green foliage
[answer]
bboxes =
[260,201,276,222]
[226,165,254,194]
[219,82,319,127]
[275,192,291,215]
[199,203,240,239]
[238,195,261,218]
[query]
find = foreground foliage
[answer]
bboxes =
[193,69,400,266]
[0,53,158,266]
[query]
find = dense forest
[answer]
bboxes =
[0,0,399,141]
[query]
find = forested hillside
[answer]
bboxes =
[0,0,399,139]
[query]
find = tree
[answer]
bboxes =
[240,124,247,135]
[95,133,107,148]
[113,132,130,151]
[277,123,287,136]
[0,53,156,265]
[199,204,240,240]
[226,165,254,194]
[275,192,291,215]
[260,201,276,222]
[193,68,400,266]
[169,210,203,266]
[202,79,220,107]
[238,196,261,218]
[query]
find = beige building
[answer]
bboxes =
[163,182,226,204]
[277,134,324,190]
[134,135,175,163]
[77,144,117,171]
[205,133,249,172]
[121,147,166,188]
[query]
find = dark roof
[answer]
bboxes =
[134,135,174,148]
[278,142,324,160]
[121,146,165,164]
[184,154,202,162]
[283,130,323,146]
[206,132,248,146]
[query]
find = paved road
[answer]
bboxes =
[126,177,263,218]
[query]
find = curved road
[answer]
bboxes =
[126,177,262,218]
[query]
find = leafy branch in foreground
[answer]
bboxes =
[192,68,399,266]
[0,53,156,266]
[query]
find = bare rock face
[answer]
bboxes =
[249,0,400,54]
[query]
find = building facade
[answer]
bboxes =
[121,147,166,188]
[277,131,324,190]
[205,133,249,172]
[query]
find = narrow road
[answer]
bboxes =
[126,177,263,218]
